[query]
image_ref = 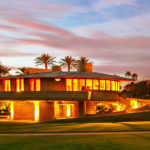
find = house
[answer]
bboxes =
[0,64,131,122]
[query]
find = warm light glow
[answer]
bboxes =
[111,81,116,91]
[11,102,14,120]
[34,102,40,122]
[130,100,139,109]
[88,91,92,100]
[30,79,41,91]
[67,104,71,117]
[55,78,61,81]
[79,79,85,91]
[73,79,78,91]
[36,79,41,91]
[66,79,72,91]
[66,79,120,92]
[16,79,24,92]
[93,80,99,90]
[106,80,110,91]
[117,82,120,91]
[100,80,105,90]
[3,79,11,92]
[86,79,92,90]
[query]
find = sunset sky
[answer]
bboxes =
[0,0,150,80]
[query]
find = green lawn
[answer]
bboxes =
[0,134,150,150]
[1,121,150,133]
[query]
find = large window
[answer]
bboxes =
[29,79,41,91]
[106,80,110,91]
[79,79,85,91]
[111,81,116,91]
[66,79,72,91]
[100,80,105,90]
[93,80,99,90]
[86,79,92,90]
[73,79,79,91]
[3,79,11,92]
[66,79,119,92]
[16,79,24,92]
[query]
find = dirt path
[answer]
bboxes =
[0,131,150,136]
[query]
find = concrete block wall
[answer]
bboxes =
[39,101,54,122]
[13,101,34,120]
[41,78,65,91]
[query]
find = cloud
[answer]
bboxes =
[0,49,36,57]
[93,0,135,11]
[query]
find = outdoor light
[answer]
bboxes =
[55,78,61,81]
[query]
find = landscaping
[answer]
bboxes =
[0,134,150,150]
[0,121,150,133]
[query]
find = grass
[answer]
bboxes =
[1,134,150,150]
[1,121,150,133]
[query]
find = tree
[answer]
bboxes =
[59,56,77,72]
[35,54,56,69]
[77,57,92,65]
[16,67,26,74]
[132,73,138,81]
[125,71,131,78]
[0,65,11,77]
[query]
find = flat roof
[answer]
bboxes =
[0,71,132,81]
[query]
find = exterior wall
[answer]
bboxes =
[0,80,3,91]
[13,101,34,120]
[11,79,16,92]
[39,101,54,122]
[41,78,65,91]
[24,68,52,74]
[85,101,96,114]
[91,91,119,101]
[24,78,30,91]
[78,101,85,117]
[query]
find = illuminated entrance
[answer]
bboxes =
[54,101,76,119]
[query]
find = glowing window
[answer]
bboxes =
[73,79,79,91]
[66,79,72,91]
[93,80,99,90]
[106,80,110,91]
[16,79,24,92]
[100,80,105,90]
[29,79,41,91]
[3,79,11,92]
[111,81,116,91]
[79,79,85,91]
[117,82,120,91]
[116,82,118,91]
[86,79,92,90]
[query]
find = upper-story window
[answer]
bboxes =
[3,79,11,92]
[29,79,41,91]
[106,80,110,91]
[66,79,120,92]
[16,79,24,92]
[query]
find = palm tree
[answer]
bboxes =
[35,54,56,69]
[132,73,138,81]
[16,67,26,74]
[0,65,11,77]
[59,56,77,72]
[125,71,131,78]
[77,57,92,65]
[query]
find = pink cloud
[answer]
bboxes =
[0,50,36,57]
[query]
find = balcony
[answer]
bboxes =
[0,91,119,101]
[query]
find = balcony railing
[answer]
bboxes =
[0,91,119,101]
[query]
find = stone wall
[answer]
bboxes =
[41,78,65,91]
[85,101,96,114]
[91,91,119,101]
[13,101,34,120]
[39,101,54,121]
